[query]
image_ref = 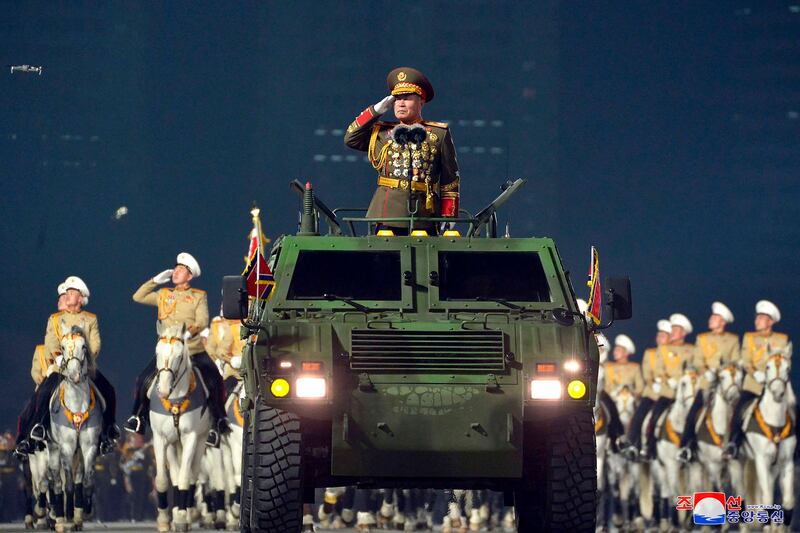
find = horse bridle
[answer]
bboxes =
[60,332,87,373]
[157,336,188,398]
[765,355,788,399]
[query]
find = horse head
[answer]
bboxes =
[676,367,699,407]
[765,347,791,402]
[717,363,743,402]
[612,385,636,425]
[59,323,88,384]
[155,321,188,399]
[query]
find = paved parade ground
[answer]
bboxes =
[0,525,380,533]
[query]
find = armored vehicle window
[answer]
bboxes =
[287,251,402,300]
[438,251,551,302]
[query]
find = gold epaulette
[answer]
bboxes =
[190,288,206,295]
[773,332,789,342]
[50,311,64,319]
[82,311,97,318]
[422,120,448,129]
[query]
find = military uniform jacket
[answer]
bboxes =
[654,343,695,399]
[132,280,208,355]
[344,105,460,224]
[641,347,661,400]
[741,331,790,395]
[44,309,101,362]
[693,331,740,390]
[603,361,644,396]
[207,317,244,379]
[30,344,51,387]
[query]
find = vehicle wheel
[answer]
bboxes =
[239,409,252,533]
[516,409,596,533]
[243,403,303,533]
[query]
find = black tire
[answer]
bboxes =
[239,408,253,533]
[516,409,597,532]
[243,403,303,533]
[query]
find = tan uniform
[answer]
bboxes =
[207,318,244,379]
[741,331,790,395]
[133,280,209,355]
[44,310,101,361]
[655,343,694,400]
[693,331,740,390]
[344,109,460,225]
[641,348,661,400]
[30,344,51,387]
[603,361,644,396]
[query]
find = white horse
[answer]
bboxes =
[653,370,702,531]
[741,351,795,532]
[695,364,743,492]
[150,322,211,532]
[27,442,52,530]
[595,365,609,494]
[221,358,244,530]
[47,325,102,532]
[606,385,640,530]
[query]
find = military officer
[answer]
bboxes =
[344,67,460,234]
[28,276,119,453]
[604,334,644,395]
[726,300,792,457]
[125,252,229,446]
[679,302,739,459]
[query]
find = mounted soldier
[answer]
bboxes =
[124,252,230,446]
[344,67,460,234]
[678,301,739,460]
[24,277,118,454]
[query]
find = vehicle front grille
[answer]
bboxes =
[349,329,505,371]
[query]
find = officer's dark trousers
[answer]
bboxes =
[627,396,655,448]
[679,391,705,448]
[16,397,35,444]
[599,390,624,449]
[30,369,116,434]
[645,397,673,455]
[729,391,757,447]
[132,352,227,422]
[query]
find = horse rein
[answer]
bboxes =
[157,336,188,398]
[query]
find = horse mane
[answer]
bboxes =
[69,325,85,337]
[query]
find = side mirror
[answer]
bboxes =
[222,276,248,320]
[604,277,632,321]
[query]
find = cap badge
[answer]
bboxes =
[397,71,407,81]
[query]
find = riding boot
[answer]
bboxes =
[124,357,156,435]
[15,397,36,456]
[725,391,757,458]
[92,369,120,453]
[645,397,672,459]
[30,374,61,441]
[678,391,704,461]
[622,397,654,458]
[191,352,230,446]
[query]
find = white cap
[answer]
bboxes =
[595,332,610,364]
[670,313,693,334]
[657,319,672,334]
[176,252,201,278]
[57,283,67,296]
[711,301,734,323]
[576,298,588,314]
[755,300,780,323]
[200,327,210,339]
[614,334,636,355]
[63,276,90,306]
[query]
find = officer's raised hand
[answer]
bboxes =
[152,269,174,284]
[373,95,395,115]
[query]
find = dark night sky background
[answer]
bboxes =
[1,1,798,429]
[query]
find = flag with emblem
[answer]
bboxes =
[586,246,601,325]
[242,206,274,300]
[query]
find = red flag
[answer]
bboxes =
[241,209,274,300]
[586,247,601,325]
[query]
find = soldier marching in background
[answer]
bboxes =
[25,277,118,453]
[344,67,460,234]
[679,302,739,459]
[124,252,230,446]
[726,300,792,457]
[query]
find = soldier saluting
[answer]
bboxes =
[125,253,229,446]
[344,67,460,234]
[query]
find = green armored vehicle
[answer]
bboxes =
[223,179,632,533]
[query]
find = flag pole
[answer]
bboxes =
[251,204,262,320]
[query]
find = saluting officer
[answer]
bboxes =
[28,276,119,452]
[125,253,229,446]
[622,319,672,457]
[344,67,460,234]
[604,334,644,396]
[679,302,740,459]
[726,300,792,457]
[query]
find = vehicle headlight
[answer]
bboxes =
[530,379,562,400]
[567,379,587,399]
[296,376,327,399]
[270,378,290,398]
